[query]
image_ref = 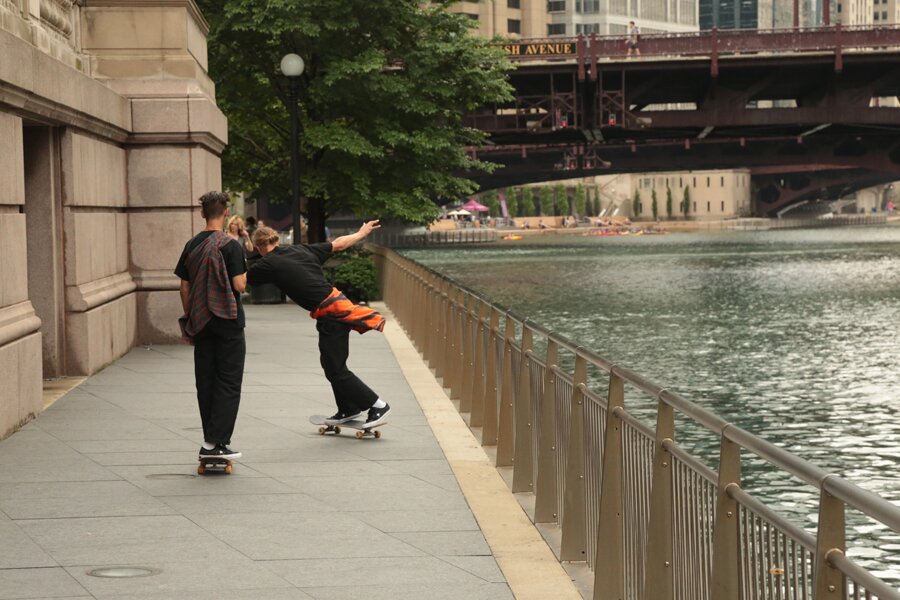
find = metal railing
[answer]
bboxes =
[369,228,498,248]
[373,245,900,600]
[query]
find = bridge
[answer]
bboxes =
[466,26,900,216]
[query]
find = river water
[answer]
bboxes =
[403,227,900,581]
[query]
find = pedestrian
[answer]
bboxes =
[626,21,641,57]
[248,221,390,429]
[227,215,254,253]
[175,191,247,461]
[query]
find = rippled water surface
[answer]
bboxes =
[403,228,900,580]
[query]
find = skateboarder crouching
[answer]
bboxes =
[175,191,247,462]
[248,222,390,428]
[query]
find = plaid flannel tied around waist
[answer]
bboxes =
[309,288,386,334]
[178,231,238,341]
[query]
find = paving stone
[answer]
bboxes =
[441,555,508,583]
[392,531,493,557]
[0,487,174,519]
[299,582,513,600]
[278,474,469,512]
[159,492,336,515]
[0,567,88,600]
[351,509,480,533]
[0,521,57,568]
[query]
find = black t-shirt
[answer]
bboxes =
[247,243,334,311]
[175,231,247,329]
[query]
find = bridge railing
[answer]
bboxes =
[502,25,900,63]
[373,245,900,600]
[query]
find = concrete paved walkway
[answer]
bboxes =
[0,304,514,599]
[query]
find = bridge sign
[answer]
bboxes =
[501,41,576,58]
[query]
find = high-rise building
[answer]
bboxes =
[837,0,874,24]
[447,0,548,37]
[699,0,816,29]
[548,0,698,37]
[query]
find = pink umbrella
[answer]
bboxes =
[462,199,489,212]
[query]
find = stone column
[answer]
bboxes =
[80,0,227,344]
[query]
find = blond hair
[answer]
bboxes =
[251,226,280,249]
[226,215,245,235]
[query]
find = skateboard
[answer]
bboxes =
[197,457,233,475]
[309,415,383,439]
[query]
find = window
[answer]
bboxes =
[693,201,697,212]
[548,0,566,12]
[679,177,683,188]
[576,0,600,12]
[508,0,521,7]
[576,23,601,34]
[693,177,696,187]
[706,176,710,187]
[466,13,479,20]
[721,201,725,212]
[548,23,567,35]
[707,201,711,212]
[508,19,521,33]
[720,176,724,187]
[875,11,880,19]
[883,11,888,19]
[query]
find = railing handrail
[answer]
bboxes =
[373,245,900,599]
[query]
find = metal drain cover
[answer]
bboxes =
[87,567,158,578]
[145,473,196,480]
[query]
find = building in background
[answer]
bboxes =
[0,0,225,437]
[548,0,698,36]
[447,0,548,37]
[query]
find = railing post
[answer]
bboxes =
[813,481,846,600]
[560,353,588,562]
[459,299,476,414]
[594,372,625,600]
[447,291,462,399]
[481,309,501,446]
[534,339,560,523]
[425,284,439,368]
[710,430,741,600]
[644,394,675,600]
[496,316,518,467]
[449,292,465,400]
[469,303,488,428]
[435,291,450,381]
[511,324,535,492]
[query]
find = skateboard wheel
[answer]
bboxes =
[224,464,233,475]
[318,426,326,435]
[355,430,364,439]
[197,464,205,475]
[334,426,341,434]
[374,430,382,439]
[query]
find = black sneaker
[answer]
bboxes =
[365,403,391,428]
[324,410,364,426]
[199,445,242,460]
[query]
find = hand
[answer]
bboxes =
[358,220,381,238]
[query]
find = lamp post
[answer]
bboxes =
[280,53,305,244]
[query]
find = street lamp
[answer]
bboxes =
[280,53,305,244]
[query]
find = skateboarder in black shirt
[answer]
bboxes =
[174,192,247,462]
[248,222,390,428]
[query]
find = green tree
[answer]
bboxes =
[683,186,691,218]
[665,187,673,219]
[505,187,518,219]
[632,189,641,218]
[198,0,513,242]
[574,183,586,216]
[593,194,602,217]
[482,190,500,217]
[539,186,554,215]
[554,183,567,215]
[651,189,659,220]
[521,187,534,216]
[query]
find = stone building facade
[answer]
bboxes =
[0,0,225,437]
[448,0,548,37]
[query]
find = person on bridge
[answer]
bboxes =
[248,222,391,429]
[175,191,247,462]
[626,21,641,57]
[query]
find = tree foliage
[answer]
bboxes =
[521,187,534,216]
[665,187,673,219]
[505,187,518,219]
[632,189,641,218]
[651,189,659,220]
[539,186,554,216]
[553,183,567,215]
[574,183,586,216]
[683,186,691,218]
[482,189,500,217]
[198,0,513,241]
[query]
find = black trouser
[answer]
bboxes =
[317,318,378,414]
[193,323,245,446]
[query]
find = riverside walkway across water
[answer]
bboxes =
[0,304,577,600]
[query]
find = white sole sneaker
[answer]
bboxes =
[364,407,391,429]
[324,412,364,427]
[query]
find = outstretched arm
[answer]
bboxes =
[330,220,380,252]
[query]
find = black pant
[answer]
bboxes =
[194,323,245,445]
[317,319,378,414]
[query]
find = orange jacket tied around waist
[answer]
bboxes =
[309,288,386,334]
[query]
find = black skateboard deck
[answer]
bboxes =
[309,415,384,439]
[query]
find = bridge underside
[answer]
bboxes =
[467,49,900,216]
